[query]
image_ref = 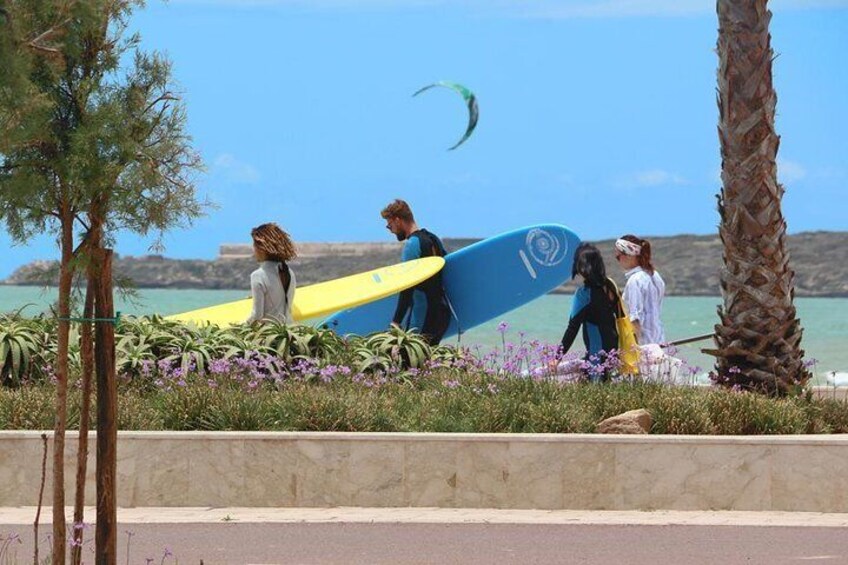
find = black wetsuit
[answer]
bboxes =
[560,282,619,379]
[393,229,451,345]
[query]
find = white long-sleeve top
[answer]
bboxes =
[622,266,666,345]
[246,261,296,324]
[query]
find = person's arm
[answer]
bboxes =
[284,267,296,324]
[622,278,644,343]
[392,237,422,326]
[631,320,642,344]
[246,272,265,324]
[559,288,590,355]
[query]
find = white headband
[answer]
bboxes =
[615,238,642,256]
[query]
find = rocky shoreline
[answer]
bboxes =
[4,232,847,297]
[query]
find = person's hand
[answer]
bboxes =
[547,359,560,375]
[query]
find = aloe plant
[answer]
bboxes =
[116,334,156,376]
[244,322,294,359]
[289,326,344,361]
[364,327,431,369]
[0,319,41,386]
[351,347,394,375]
[162,332,220,375]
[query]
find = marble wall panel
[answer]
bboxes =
[0,437,54,506]
[294,440,351,507]
[403,441,458,507]
[614,443,772,511]
[241,439,299,506]
[347,441,405,507]
[119,438,191,506]
[3,432,848,512]
[455,441,510,508]
[184,437,246,507]
[560,442,617,510]
[772,445,848,512]
[506,442,565,510]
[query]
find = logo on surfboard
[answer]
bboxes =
[525,228,568,267]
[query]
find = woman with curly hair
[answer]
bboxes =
[246,222,297,324]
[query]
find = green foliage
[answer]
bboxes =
[0,386,56,429]
[0,314,46,385]
[242,322,294,358]
[362,326,431,370]
[287,325,345,361]
[2,315,848,435]
[0,0,206,246]
[2,364,848,434]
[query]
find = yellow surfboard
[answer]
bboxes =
[166,256,445,326]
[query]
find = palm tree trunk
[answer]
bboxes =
[711,0,810,395]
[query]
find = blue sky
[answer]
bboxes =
[2,0,846,278]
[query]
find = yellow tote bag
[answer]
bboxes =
[608,278,640,376]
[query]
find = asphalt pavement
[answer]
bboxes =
[2,507,847,564]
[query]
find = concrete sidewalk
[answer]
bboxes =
[3,506,848,527]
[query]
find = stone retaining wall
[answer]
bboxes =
[2,431,847,512]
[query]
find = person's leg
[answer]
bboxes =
[421,303,450,345]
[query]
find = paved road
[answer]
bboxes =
[4,523,848,564]
[3,509,848,565]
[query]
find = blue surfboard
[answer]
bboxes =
[323,224,581,338]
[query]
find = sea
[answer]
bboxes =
[2,286,846,382]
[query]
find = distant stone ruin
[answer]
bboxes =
[219,242,401,259]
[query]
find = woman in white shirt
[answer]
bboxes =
[246,223,297,324]
[614,234,666,345]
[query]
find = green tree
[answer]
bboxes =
[711,0,810,395]
[0,1,206,561]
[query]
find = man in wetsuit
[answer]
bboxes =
[381,199,451,345]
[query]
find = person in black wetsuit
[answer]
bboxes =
[381,199,451,345]
[558,243,620,382]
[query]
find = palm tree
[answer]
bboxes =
[711,0,810,395]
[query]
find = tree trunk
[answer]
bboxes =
[71,282,94,565]
[94,248,117,565]
[53,210,74,565]
[711,0,810,395]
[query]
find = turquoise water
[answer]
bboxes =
[2,286,846,376]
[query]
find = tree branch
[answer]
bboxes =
[27,17,73,55]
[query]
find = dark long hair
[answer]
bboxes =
[572,243,606,286]
[573,243,618,305]
[620,234,655,275]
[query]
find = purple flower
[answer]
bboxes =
[497,321,509,334]
[209,358,231,375]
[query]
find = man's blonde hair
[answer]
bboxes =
[380,199,414,222]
